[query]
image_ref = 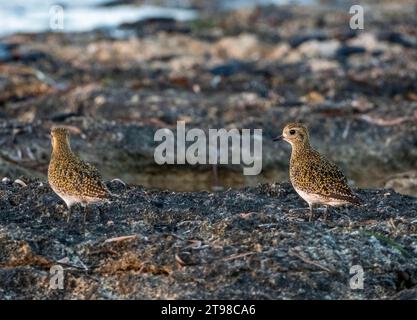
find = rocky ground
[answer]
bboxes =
[0,178,416,299]
[0,1,416,193]
[0,0,417,299]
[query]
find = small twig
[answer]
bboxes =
[258,223,280,228]
[288,250,334,273]
[176,220,197,227]
[89,248,118,256]
[55,261,89,271]
[170,233,186,241]
[357,113,417,127]
[104,235,138,243]
[223,252,256,262]
[239,212,257,219]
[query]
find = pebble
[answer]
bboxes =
[2,177,11,184]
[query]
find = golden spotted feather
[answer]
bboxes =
[48,127,112,207]
[49,153,111,200]
[290,147,362,205]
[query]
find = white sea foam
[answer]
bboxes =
[0,0,197,37]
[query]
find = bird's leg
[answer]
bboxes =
[66,205,73,223]
[82,204,89,224]
[308,203,314,222]
[323,205,330,221]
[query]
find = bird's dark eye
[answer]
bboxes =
[289,129,296,135]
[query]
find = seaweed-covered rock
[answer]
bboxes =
[0,179,416,299]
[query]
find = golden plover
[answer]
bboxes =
[273,123,362,221]
[48,127,112,215]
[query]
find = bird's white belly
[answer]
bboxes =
[293,187,348,206]
[50,182,109,208]
[49,183,81,208]
[294,187,322,205]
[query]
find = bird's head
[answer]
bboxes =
[51,127,70,151]
[273,123,310,147]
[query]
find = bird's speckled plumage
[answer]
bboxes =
[48,127,112,208]
[275,123,362,219]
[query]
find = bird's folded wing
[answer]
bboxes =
[309,156,362,204]
[76,159,111,198]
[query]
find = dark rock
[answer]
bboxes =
[393,287,417,300]
[379,32,417,49]
[209,60,252,76]
[0,44,12,62]
[50,112,80,122]
[336,45,366,58]
[119,17,191,35]
[289,32,328,48]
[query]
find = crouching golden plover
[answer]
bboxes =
[273,123,362,221]
[48,127,113,220]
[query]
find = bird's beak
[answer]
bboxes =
[273,135,283,142]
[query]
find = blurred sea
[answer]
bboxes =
[0,0,314,37]
[0,0,196,37]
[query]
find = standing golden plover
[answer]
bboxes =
[273,123,362,221]
[48,127,112,220]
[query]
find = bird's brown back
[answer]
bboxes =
[290,146,362,205]
[48,144,111,200]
